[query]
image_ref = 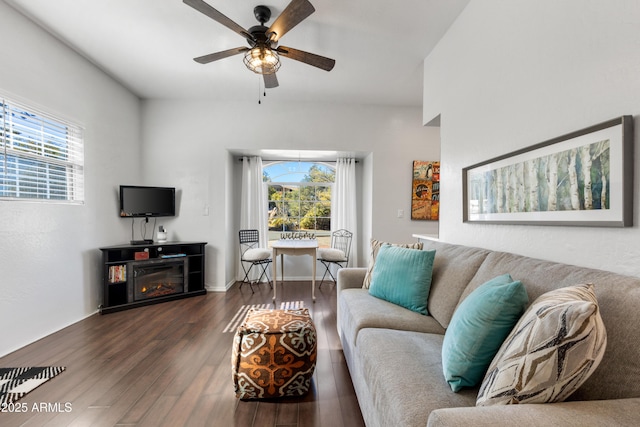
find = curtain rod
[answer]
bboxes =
[238,158,359,163]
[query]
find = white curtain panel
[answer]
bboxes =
[238,156,269,281]
[331,158,358,267]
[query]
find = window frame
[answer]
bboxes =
[0,95,84,204]
[263,161,335,247]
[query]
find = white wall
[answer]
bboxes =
[0,2,141,357]
[140,100,439,290]
[423,0,640,277]
[0,0,441,357]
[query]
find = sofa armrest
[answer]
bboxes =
[427,398,640,427]
[337,268,367,292]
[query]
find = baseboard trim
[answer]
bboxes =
[205,282,229,292]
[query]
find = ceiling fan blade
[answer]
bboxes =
[267,0,315,43]
[276,46,335,71]
[194,47,249,64]
[183,0,254,41]
[263,73,279,89]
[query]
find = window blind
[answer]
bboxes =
[0,97,84,203]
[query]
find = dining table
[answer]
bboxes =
[271,239,319,302]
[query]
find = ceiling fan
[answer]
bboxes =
[183,0,336,89]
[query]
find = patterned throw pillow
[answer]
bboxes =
[476,284,607,406]
[362,239,423,288]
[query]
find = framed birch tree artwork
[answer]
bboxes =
[412,161,440,220]
[463,116,633,227]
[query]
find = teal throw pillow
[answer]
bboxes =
[442,274,529,392]
[368,245,435,315]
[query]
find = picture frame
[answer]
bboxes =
[411,160,440,220]
[462,116,633,227]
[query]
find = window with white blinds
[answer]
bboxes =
[0,97,84,203]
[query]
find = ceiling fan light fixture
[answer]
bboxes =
[185,0,335,87]
[243,46,281,75]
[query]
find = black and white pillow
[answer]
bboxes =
[476,284,607,406]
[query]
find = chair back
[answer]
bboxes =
[239,229,260,257]
[331,229,353,263]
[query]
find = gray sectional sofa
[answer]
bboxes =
[337,239,640,426]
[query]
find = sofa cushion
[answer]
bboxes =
[368,245,435,315]
[355,329,477,427]
[476,284,607,406]
[338,288,445,348]
[420,240,491,328]
[362,239,423,288]
[442,274,528,392]
[464,250,640,401]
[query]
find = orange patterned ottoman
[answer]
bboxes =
[232,308,317,399]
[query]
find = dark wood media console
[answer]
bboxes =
[99,241,207,314]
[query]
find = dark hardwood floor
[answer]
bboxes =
[0,281,365,427]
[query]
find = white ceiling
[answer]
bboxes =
[5,0,469,106]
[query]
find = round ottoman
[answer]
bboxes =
[232,308,317,399]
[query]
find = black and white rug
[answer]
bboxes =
[222,301,305,333]
[0,367,66,405]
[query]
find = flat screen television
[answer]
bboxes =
[119,185,176,218]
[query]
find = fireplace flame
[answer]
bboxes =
[134,265,184,301]
[139,282,181,297]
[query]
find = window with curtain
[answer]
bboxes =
[0,96,84,203]
[263,161,335,247]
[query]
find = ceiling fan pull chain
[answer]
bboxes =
[257,76,268,105]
